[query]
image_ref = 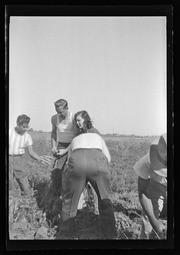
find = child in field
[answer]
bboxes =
[9,114,52,196]
[133,133,167,239]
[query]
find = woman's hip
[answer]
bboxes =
[69,149,108,174]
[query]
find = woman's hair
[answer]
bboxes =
[74,110,93,132]
[54,99,68,109]
[17,114,30,125]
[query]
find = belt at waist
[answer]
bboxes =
[57,142,70,149]
[9,154,23,157]
[73,148,102,152]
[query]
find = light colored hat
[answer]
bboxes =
[149,133,167,177]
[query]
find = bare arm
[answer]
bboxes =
[27,145,41,161]
[56,146,70,156]
[139,194,161,231]
[51,116,58,153]
[27,145,53,165]
[27,145,46,163]
[138,178,166,234]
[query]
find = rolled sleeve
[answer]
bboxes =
[27,135,33,146]
[133,154,151,179]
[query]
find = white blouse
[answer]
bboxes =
[68,133,111,163]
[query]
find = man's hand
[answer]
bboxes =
[152,219,166,236]
[56,148,67,156]
[52,146,57,155]
[39,155,54,166]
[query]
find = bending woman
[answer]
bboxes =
[57,111,117,239]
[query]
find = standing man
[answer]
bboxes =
[51,99,76,166]
[9,114,51,196]
[50,102,98,211]
[50,99,86,208]
[50,99,76,190]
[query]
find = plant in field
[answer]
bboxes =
[9,194,56,239]
[9,134,164,240]
[31,167,63,227]
[115,211,141,239]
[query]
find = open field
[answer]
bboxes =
[9,132,166,240]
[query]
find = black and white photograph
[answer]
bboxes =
[5,5,174,251]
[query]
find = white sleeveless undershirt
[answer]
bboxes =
[56,111,75,143]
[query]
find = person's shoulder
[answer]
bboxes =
[26,132,32,139]
[69,112,74,119]
[25,132,33,144]
[88,127,101,135]
[51,114,57,122]
[9,127,13,135]
[134,154,149,168]
[133,154,151,179]
[51,114,57,119]
[9,127,16,134]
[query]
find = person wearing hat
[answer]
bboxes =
[9,114,52,196]
[133,133,167,239]
[56,110,117,239]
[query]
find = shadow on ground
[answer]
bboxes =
[32,177,142,239]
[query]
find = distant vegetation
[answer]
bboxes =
[29,129,158,139]
[104,134,158,138]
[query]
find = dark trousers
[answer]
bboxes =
[53,142,70,169]
[9,155,30,196]
[138,177,167,239]
[59,149,117,238]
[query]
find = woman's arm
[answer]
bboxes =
[67,145,72,161]
[101,138,111,163]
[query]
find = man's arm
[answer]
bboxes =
[56,145,70,156]
[27,145,42,161]
[138,179,166,235]
[140,194,165,235]
[51,115,57,154]
[27,145,52,165]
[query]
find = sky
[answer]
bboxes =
[9,16,167,136]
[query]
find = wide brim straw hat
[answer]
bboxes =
[149,133,167,177]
